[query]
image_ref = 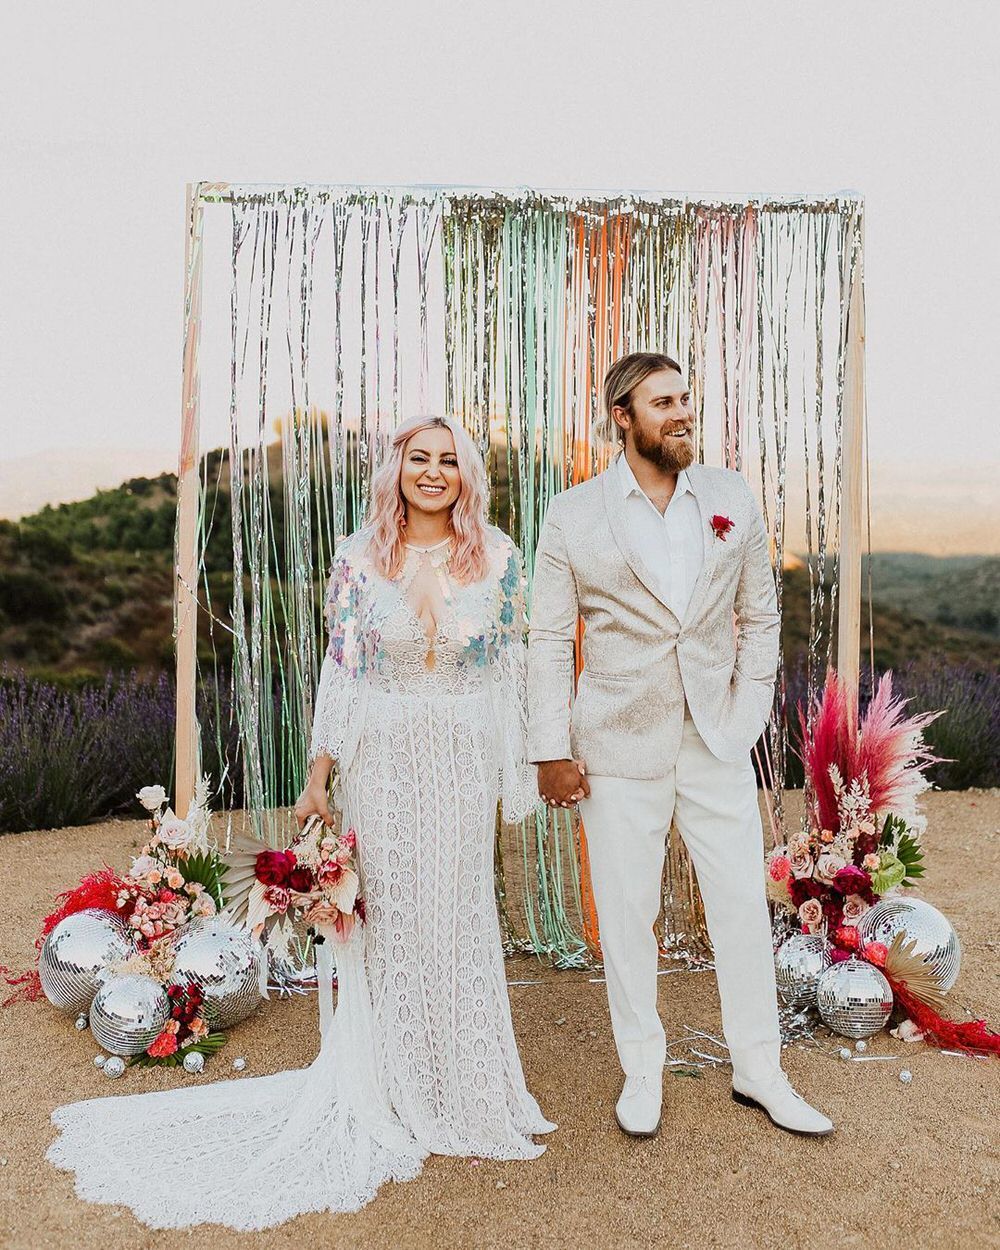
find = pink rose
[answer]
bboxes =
[862,853,880,873]
[842,894,871,923]
[797,899,824,930]
[814,852,847,884]
[789,847,814,880]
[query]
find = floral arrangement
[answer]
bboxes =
[32,779,233,1066]
[40,779,224,951]
[238,816,365,946]
[767,670,941,956]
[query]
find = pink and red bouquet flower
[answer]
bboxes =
[146,982,210,1059]
[767,670,940,956]
[246,822,365,943]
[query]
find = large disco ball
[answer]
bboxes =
[170,919,263,1028]
[857,897,962,992]
[816,958,894,1039]
[775,934,832,1008]
[38,909,134,1014]
[90,975,171,1056]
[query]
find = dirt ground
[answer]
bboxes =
[1,790,998,1250]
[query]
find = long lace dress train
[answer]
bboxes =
[47,526,553,1230]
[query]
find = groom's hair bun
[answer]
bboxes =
[599,352,684,445]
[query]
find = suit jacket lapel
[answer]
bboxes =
[600,468,681,624]
[681,462,721,626]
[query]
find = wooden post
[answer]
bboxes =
[837,206,866,701]
[175,183,204,814]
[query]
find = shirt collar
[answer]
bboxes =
[617,451,694,500]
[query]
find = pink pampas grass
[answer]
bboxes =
[798,670,942,833]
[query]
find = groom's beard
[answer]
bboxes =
[631,418,696,473]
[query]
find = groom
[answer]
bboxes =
[527,351,833,1138]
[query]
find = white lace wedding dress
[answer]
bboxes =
[48,526,554,1230]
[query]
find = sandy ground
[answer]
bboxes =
[1,790,998,1250]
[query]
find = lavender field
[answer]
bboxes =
[1,661,997,835]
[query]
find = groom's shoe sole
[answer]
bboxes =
[614,1110,662,1139]
[731,1090,834,1138]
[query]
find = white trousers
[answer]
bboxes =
[577,712,781,1084]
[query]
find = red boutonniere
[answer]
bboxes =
[710,514,735,541]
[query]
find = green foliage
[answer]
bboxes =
[0,568,69,622]
[128,1031,228,1069]
[877,813,925,887]
[182,850,228,909]
[896,831,926,885]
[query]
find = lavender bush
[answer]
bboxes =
[2,658,997,834]
[0,668,253,834]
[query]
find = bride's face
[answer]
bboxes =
[399,425,462,518]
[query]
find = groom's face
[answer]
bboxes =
[618,369,696,473]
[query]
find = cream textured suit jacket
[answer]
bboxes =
[526,459,780,777]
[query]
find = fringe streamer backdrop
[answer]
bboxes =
[177,185,864,968]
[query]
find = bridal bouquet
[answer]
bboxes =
[240,818,366,945]
[766,671,941,953]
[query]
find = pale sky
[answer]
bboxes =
[1,1,998,552]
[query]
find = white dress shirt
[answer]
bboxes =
[617,451,705,621]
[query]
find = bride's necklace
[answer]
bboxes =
[403,536,452,554]
[402,536,454,669]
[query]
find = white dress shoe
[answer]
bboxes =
[615,1074,662,1138]
[731,1070,834,1137]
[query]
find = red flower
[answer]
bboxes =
[833,924,861,952]
[788,877,826,908]
[288,867,315,893]
[710,514,735,541]
[255,849,297,887]
[831,865,872,897]
[147,1028,179,1058]
[862,941,889,968]
[354,897,367,923]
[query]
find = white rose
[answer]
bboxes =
[129,854,161,880]
[156,810,194,852]
[137,785,167,812]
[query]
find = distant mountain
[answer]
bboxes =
[861,553,998,637]
[2,459,998,682]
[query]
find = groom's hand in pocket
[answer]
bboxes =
[537,759,590,808]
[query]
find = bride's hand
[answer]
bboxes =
[293,780,335,829]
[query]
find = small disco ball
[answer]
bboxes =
[90,975,170,1057]
[103,1056,126,1079]
[774,934,832,1007]
[857,897,962,991]
[816,958,894,1039]
[182,1050,205,1075]
[39,909,134,1015]
[170,919,263,1029]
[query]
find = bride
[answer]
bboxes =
[47,415,554,1230]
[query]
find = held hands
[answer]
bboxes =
[537,759,590,809]
[293,779,336,830]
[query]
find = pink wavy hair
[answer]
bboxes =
[365,415,490,584]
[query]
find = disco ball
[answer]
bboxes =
[170,919,263,1029]
[775,934,832,1007]
[38,909,133,1014]
[816,958,894,1039]
[857,897,962,991]
[90,975,170,1056]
